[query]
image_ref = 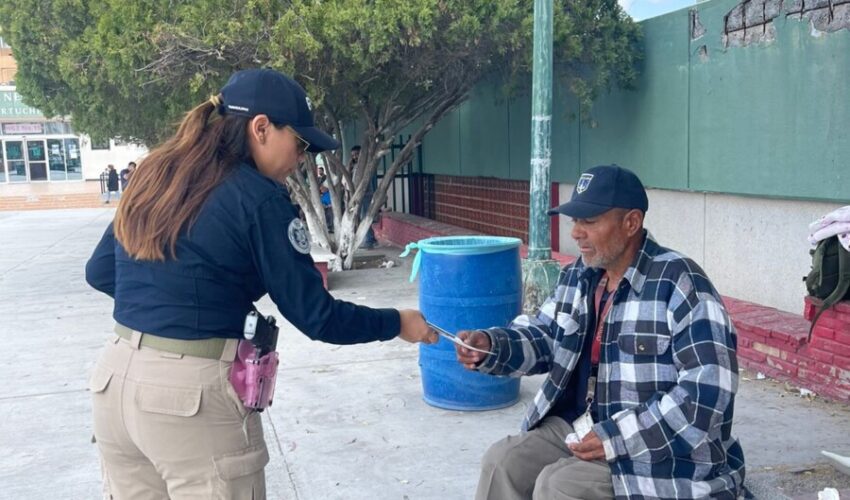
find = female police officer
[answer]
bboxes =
[85,68,437,498]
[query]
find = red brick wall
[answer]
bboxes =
[732,297,850,401]
[375,212,483,247]
[377,212,850,404]
[428,175,560,249]
[375,212,575,266]
[430,175,531,241]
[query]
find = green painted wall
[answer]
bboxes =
[459,82,511,179]
[416,0,850,202]
[687,0,850,200]
[420,109,461,176]
[580,10,691,191]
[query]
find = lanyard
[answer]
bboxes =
[585,274,613,407]
[590,276,613,366]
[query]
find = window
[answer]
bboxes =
[48,139,66,181]
[0,140,5,183]
[90,138,110,150]
[0,38,9,49]
[4,140,26,182]
[64,138,82,180]
[43,121,74,135]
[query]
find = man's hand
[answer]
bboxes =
[398,310,438,344]
[455,330,492,369]
[568,431,606,461]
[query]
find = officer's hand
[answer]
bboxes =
[398,310,438,344]
[568,431,606,461]
[455,330,492,370]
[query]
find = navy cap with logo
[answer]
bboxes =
[548,164,648,218]
[219,68,340,153]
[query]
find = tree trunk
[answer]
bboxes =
[288,91,468,271]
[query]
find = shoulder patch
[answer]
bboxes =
[288,218,311,254]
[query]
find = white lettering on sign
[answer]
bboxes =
[0,90,43,118]
[0,107,41,116]
[1,92,24,103]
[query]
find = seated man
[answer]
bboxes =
[456,165,745,500]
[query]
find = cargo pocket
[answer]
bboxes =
[88,365,113,394]
[89,365,116,446]
[213,444,269,500]
[135,383,202,417]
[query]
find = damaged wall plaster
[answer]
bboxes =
[722,0,850,47]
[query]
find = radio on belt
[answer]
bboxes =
[243,311,260,340]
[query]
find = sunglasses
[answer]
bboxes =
[286,126,311,154]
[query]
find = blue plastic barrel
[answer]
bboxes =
[404,236,522,411]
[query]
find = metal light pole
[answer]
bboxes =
[522,0,561,313]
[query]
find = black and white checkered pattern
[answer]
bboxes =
[478,233,745,499]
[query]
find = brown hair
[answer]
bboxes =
[114,97,253,261]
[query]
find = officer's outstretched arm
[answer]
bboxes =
[250,196,402,345]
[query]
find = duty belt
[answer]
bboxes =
[114,323,228,360]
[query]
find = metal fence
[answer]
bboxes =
[377,135,433,218]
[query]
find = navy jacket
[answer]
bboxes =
[85,163,400,343]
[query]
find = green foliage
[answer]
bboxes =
[1,0,638,145]
[1,0,639,267]
[556,0,641,115]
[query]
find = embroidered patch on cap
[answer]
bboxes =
[288,218,311,254]
[576,173,594,194]
[305,96,313,111]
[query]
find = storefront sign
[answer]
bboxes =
[3,122,43,134]
[0,90,44,119]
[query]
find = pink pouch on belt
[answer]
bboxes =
[229,340,280,411]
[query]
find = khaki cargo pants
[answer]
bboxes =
[89,331,268,499]
[475,416,614,500]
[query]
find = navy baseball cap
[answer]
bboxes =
[548,164,648,218]
[219,68,340,153]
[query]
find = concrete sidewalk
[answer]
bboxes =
[1,208,849,499]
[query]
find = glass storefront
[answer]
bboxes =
[48,139,67,181]
[0,88,84,183]
[4,140,26,182]
[0,134,81,183]
[27,139,47,181]
[64,138,82,179]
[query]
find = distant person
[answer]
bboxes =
[318,167,334,231]
[104,165,119,204]
[119,161,136,191]
[455,165,745,500]
[85,68,437,498]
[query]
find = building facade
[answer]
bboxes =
[0,38,147,185]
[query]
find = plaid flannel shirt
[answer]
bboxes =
[478,233,745,499]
